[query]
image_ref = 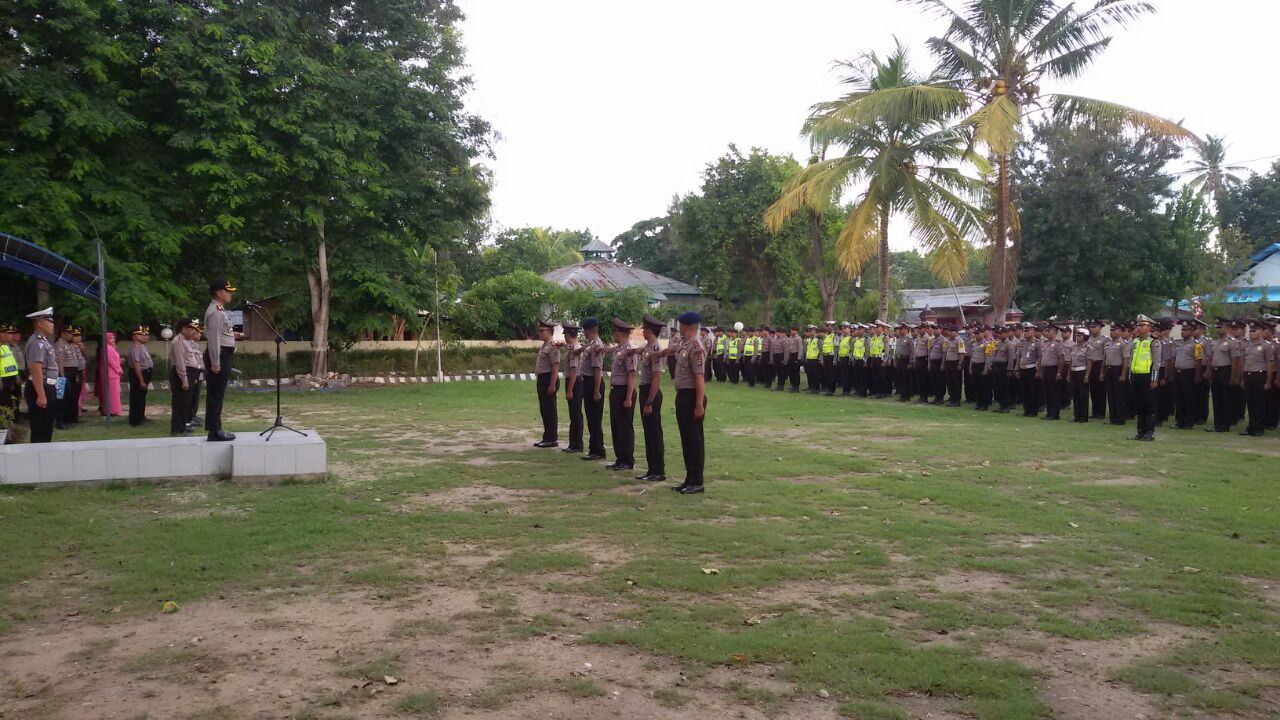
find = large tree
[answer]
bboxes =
[1219,161,1280,253]
[1015,118,1192,318]
[765,43,985,322]
[611,212,687,283]
[899,0,1196,319]
[676,146,808,322]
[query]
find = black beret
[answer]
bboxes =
[582,317,599,330]
[678,311,703,326]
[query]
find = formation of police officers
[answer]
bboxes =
[533,312,709,494]
[2,279,241,445]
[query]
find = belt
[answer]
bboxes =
[1072,366,1086,371]
[46,377,58,385]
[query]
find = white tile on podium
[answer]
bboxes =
[39,450,75,483]
[136,445,172,479]
[105,447,139,480]
[5,451,39,483]
[73,449,108,482]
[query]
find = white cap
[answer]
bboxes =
[26,307,54,320]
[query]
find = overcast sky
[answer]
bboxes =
[458,0,1279,251]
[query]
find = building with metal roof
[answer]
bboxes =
[1222,243,1280,304]
[898,285,1023,326]
[543,240,712,309]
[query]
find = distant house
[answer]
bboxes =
[543,238,715,311]
[899,286,1024,326]
[1222,243,1280,305]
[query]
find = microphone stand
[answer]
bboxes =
[247,303,305,441]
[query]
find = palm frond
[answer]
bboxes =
[1049,94,1198,143]
[964,93,1022,155]
[818,83,970,130]
[1031,38,1113,80]
[835,191,882,277]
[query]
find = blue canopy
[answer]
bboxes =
[0,231,101,300]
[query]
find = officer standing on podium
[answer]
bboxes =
[23,308,59,443]
[204,278,239,442]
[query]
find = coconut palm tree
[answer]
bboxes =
[765,43,986,322]
[1181,135,1246,207]
[895,0,1199,319]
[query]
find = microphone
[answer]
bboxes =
[245,301,263,309]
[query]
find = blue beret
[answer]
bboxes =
[678,311,702,326]
[581,317,599,330]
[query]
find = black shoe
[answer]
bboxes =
[582,454,606,461]
[1204,427,1225,433]
[1239,431,1260,437]
[561,446,583,453]
[637,473,666,481]
[208,430,236,442]
[946,401,961,407]
[533,440,559,448]
[677,484,705,495]
[1139,434,1155,442]
[605,463,633,471]
[1131,434,1144,441]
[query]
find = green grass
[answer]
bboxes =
[394,691,446,718]
[2,381,1278,718]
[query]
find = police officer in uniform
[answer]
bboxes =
[787,327,802,392]
[1068,328,1090,422]
[1239,319,1272,437]
[725,327,741,384]
[560,325,584,453]
[1039,325,1064,420]
[599,318,638,471]
[127,325,154,426]
[578,317,607,461]
[713,328,728,382]
[895,324,914,402]
[1085,321,1109,418]
[23,308,59,443]
[636,315,666,481]
[1129,315,1162,441]
[185,320,205,428]
[803,325,821,392]
[204,278,239,442]
[533,320,560,448]
[671,312,707,494]
[169,319,196,436]
[1105,323,1131,425]
[54,324,73,429]
[0,325,20,420]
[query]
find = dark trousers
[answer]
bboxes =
[58,367,82,424]
[1071,370,1089,421]
[1244,371,1267,436]
[581,376,606,456]
[773,355,786,389]
[705,358,713,383]
[870,359,885,396]
[1209,366,1232,430]
[742,357,755,386]
[129,368,152,426]
[1231,382,1246,423]
[608,384,635,466]
[943,360,960,403]
[805,359,821,392]
[1089,363,1107,417]
[991,362,1008,408]
[638,384,664,475]
[822,356,836,393]
[675,389,705,485]
[727,359,740,384]
[760,358,772,386]
[1021,368,1040,415]
[1131,372,1156,437]
[1041,370,1062,418]
[962,362,974,402]
[565,377,584,450]
[0,376,17,420]
[1268,382,1280,429]
[1198,371,1211,424]
[914,358,930,400]
[204,347,234,434]
[1157,377,1174,424]
[930,360,945,402]
[1174,369,1198,428]
[713,357,726,382]
[838,358,852,395]
[788,359,801,391]
[1105,366,1128,424]
[972,365,990,408]
[169,367,190,434]
[853,360,868,396]
[536,372,558,443]
[24,380,55,443]
[896,358,912,400]
[186,367,203,423]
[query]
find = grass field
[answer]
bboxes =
[1,381,1277,719]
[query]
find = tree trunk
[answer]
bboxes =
[307,212,331,377]
[762,284,774,325]
[990,153,1011,320]
[36,280,50,309]
[392,315,406,341]
[809,210,839,322]
[877,207,890,322]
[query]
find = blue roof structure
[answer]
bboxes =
[0,231,101,300]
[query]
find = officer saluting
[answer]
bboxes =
[671,312,708,494]
[23,308,60,443]
[204,278,239,442]
[636,315,666,481]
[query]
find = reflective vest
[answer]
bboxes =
[1131,338,1153,373]
[870,336,885,357]
[838,335,852,358]
[852,337,866,360]
[715,336,726,355]
[805,338,820,360]
[727,338,740,360]
[0,345,17,378]
[743,338,756,357]
[821,334,835,356]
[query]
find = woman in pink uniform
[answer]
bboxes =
[97,332,123,416]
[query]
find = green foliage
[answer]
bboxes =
[1015,119,1191,318]
[454,271,561,340]
[611,214,689,283]
[464,227,588,284]
[1219,160,1280,252]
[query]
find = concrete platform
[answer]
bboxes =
[0,430,327,487]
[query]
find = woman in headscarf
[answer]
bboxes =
[96,332,123,416]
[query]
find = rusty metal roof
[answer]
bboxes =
[544,261,701,298]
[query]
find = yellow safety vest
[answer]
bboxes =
[743,338,756,357]
[805,338,820,360]
[1131,338,1153,373]
[727,339,740,360]
[852,337,866,360]
[821,334,835,355]
[0,345,17,378]
[838,335,852,358]
[715,336,726,354]
[870,336,885,357]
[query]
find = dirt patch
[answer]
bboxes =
[1239,576,1280,606]
[927,569,1017,594]
[863,434,917,443]
[1076,476,1160,487]
[985,625,1204,720]
[398,484,551,513]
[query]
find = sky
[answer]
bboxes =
[458,0,1280,251]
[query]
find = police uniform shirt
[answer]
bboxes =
[1069,342,1089,371]
[54,337,70,370]
[64,341,84,369]
[609,344,637,386]
[971,338,988,365]
[703,333,716,356]
[992,337,1010,363]
[638,341,662,385]
[563,339,582,372]
[928,335,945,361]
[129,342,154,371]
[1173,337,1200,371]
[579,336,604,377]
[204,300,236,355]
[896,335,914,358]
[943,337,960,362]
[1243,337,1269,372]
[25,333,59,381]
[1041,338,1062,368]
[535,340,560,374]
[788,334,802,359]
[168,336,189,377]
[1104,339,1128,367]
[1086,334,1109,363]
[185,335,203,368]
[674,337,706,389]
[913,334,929,359]
[1019,337,1040,369]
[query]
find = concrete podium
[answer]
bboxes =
[0,430,327,487]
